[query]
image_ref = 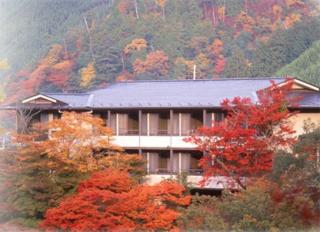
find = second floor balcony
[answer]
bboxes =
[101,109,224,137]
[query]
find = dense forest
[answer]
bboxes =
[0,0,320,102]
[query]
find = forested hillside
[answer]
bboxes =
[0,0,320,102]
[277,40,320,86]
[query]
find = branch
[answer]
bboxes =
[214,157,247,190]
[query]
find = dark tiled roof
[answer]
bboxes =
[39,78,319,109]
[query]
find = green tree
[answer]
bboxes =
[223,47,251,77]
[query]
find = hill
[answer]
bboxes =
[0,0,320,102]
[277,40,320,86]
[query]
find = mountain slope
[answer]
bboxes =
[277,40,320,86]
[1,0,319,102]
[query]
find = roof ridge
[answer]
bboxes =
[42,92,90,96]
[109,77,285,84]
[89,77,286,93]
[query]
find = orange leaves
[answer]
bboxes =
[16,112,122,173]
[285,0,305,8]
[40,44,64,67]
[217,6,225,22]
[272,4,283,21]
[80,62,96,88]
[124,38,147,55]
[41,169,190,231]
[16,111,145,175]
[116,70,134,82]
[133,50,169,78]
[284,13,301,28]
[236,11,256,32]
[155,0,167,8]
[208,39,224,57]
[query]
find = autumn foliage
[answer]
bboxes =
[0,112,145,225]
[133,50,169,79]
[41,169,191,231]
[186,80,298,188]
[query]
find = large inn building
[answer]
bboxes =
[7,77,320,189]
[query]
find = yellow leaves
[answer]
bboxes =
[40,112,120,173]
[217,6,225,21]
[236,11,256,32]
[14,111,145,177]
[284,13,301,28]
[124,38,147,55]
[175,57,194,72]
[98,153,145,174]
[80,62,96,88]
[174,53,211,79]
[0,59,10,70]
[41,44,64,66]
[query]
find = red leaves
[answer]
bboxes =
[41,169,190,231]
[187,80,298,187]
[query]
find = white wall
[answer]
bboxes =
[113,135,196,149]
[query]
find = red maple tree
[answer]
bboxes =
[186,80,298,189]
[41,169,191,231]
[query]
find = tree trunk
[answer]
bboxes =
[83,16,95,62]
[121,52,125,71]
[134,0,139,19]
[162,6,165,20]
[212,5,216,27]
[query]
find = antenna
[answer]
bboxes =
[193,65,196,80]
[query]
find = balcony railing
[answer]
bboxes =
[148,130,169,136]
[149,168,203,175]
[118,129,139,135]
[188,169,203,175]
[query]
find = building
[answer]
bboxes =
[6,77,320,189]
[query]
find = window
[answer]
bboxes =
[189,153,203,175]
[142,112,170,136]
[214,112,224,122]
[158,152,170,173]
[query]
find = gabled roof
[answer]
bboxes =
[22,94,59,104]
[16,77,320,109]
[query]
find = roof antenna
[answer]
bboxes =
[193,65,196,80]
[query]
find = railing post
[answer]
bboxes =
[138,110,142,136]
[170,149,174,174]
[203,109,207,126]
[169,109,173,135]
[138,109,142,151]
[107,110,111,127]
